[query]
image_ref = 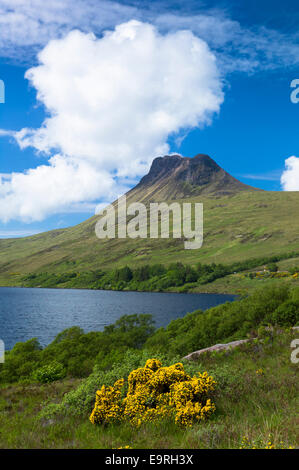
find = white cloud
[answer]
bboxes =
[0,129,16,137]
[240,169,282,182]
[0,0,138,60]
[1,0,299,72]
[281,156,299,191]
[0,155,116,222]
[0,21,224,222]
[0,230,40,238]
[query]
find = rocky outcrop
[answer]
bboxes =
[183,326,299,361]
[182,338,253,361]
[128,153,259,202]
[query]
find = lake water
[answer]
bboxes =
[0,287,236,349]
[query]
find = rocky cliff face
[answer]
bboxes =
[128,153,258,202]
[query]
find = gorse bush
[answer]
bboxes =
[89,359,216,428]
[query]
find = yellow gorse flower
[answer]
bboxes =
[90,359,216,427]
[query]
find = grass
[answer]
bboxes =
[0,329,298,449]
[189,271,299,295]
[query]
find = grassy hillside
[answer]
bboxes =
[1,190,299,288]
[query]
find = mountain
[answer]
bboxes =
[126,153,258,202]
[0,153,299,285]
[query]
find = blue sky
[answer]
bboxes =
[0,0,299,237]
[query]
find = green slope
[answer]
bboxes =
[1,190,299,286]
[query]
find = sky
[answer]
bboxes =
[0,0,299,237]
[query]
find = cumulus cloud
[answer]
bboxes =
[0,156,117,222]
[281,156,299,191]
[0,20,224,222]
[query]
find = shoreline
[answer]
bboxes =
[0,283,236,296]
[2,273,299,296]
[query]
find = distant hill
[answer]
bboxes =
[0,153,299,285]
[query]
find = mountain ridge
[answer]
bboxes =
[126,153,259,202]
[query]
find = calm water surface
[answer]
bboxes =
[0,287,236,349]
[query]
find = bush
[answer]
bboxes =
[0,338,41,383]
[267,263,278,273]
[270,301,299,326]
[33,362,66,383]
[89,358,216,428]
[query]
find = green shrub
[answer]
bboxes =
[270,301,299,326]
[33,362,66,383]
[267,263,278,272]
[0,338,41,383]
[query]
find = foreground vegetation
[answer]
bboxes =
[0,329,297,448]
[0,285,298,448]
